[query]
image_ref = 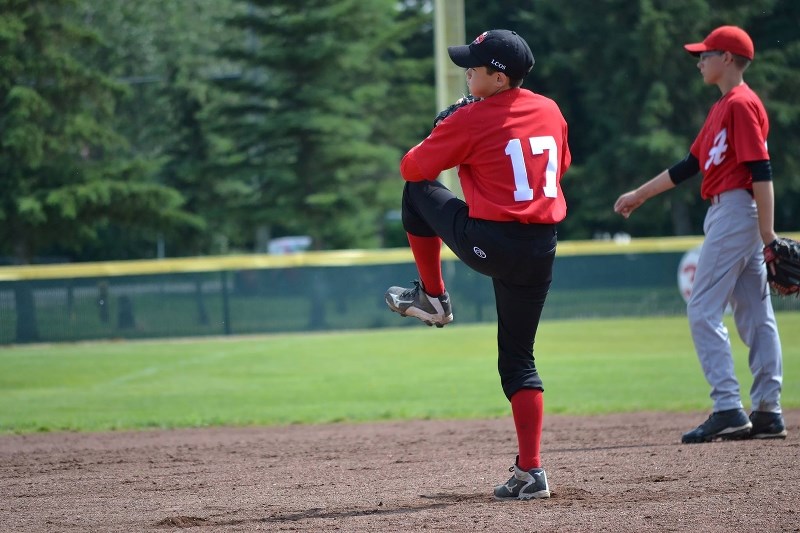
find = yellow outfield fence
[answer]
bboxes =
[0,234,764,281]
[1,234,798,344]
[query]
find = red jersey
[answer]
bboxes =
[690,83,769,199]
[400,88,570,224]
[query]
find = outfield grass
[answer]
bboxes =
[1,313,797,434]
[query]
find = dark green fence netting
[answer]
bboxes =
[1,252,797,344]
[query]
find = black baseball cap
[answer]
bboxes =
[447,29,535,79]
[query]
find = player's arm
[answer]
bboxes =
[614,153,698,218]
[400,144,430,182]
[614,171,677,219]
[749,160,778,245]
[400,114,472,182]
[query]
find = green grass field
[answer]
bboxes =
[1,313,798,434]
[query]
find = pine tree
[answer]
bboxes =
[211,0,430,250]
[0,0,199,340]
[0,0,199,263]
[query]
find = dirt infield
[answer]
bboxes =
[2,411,798,532]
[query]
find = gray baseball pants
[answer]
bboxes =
[687,189,783,413]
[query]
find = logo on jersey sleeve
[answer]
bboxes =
[705,128,728,170]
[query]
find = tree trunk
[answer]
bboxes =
[12,238,39,343]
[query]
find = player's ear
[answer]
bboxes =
[500,72,512,88]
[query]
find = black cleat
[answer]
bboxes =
[749,411,787,439]
[681,408,752,444]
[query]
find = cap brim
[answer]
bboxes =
[683,42,708,56]
[448,45,483,68]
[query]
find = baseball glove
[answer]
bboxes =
[433,94,480,127]
[763,237,800,296]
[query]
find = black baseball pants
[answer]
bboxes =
[401,180,557,399]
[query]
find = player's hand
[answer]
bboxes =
[433,95,480,128]
[614,191,644,219]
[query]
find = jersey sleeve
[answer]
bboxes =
[731,99,769,163]
[561,123,572,176]
[689,131,702,161]
[399,146,427,181]
[399,111,474,181]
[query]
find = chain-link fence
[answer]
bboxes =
[2,243,798,344]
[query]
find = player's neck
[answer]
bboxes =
[717,73,744,96]
[488,86,513,98]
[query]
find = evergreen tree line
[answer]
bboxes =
[1,0,798,264]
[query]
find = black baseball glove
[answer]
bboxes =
[433,94,480,128]
[763,237,800,296]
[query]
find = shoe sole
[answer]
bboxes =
[750,430,788,439]
[681,426,752,444]
[385,298,453,328]
[494,490,550,501]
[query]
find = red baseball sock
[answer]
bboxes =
[510,388,543,471]
[406,233,444,296]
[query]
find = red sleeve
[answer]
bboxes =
[398,110,474,182]
[731,100,769,163]
[399,146,427,182]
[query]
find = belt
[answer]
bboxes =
[709,189,754,205]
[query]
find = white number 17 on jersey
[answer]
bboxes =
[505,136,559,201]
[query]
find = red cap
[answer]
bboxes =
[684,25,754,60]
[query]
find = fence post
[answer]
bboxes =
[220,270,231,335]
[14,282,40,343]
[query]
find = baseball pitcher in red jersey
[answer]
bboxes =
[384,29,571,500]
[614,26,786,443]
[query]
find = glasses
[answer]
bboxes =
[699,51,725,60]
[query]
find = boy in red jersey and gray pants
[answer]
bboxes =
[384,29,571,499]
[615,26,786,443]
